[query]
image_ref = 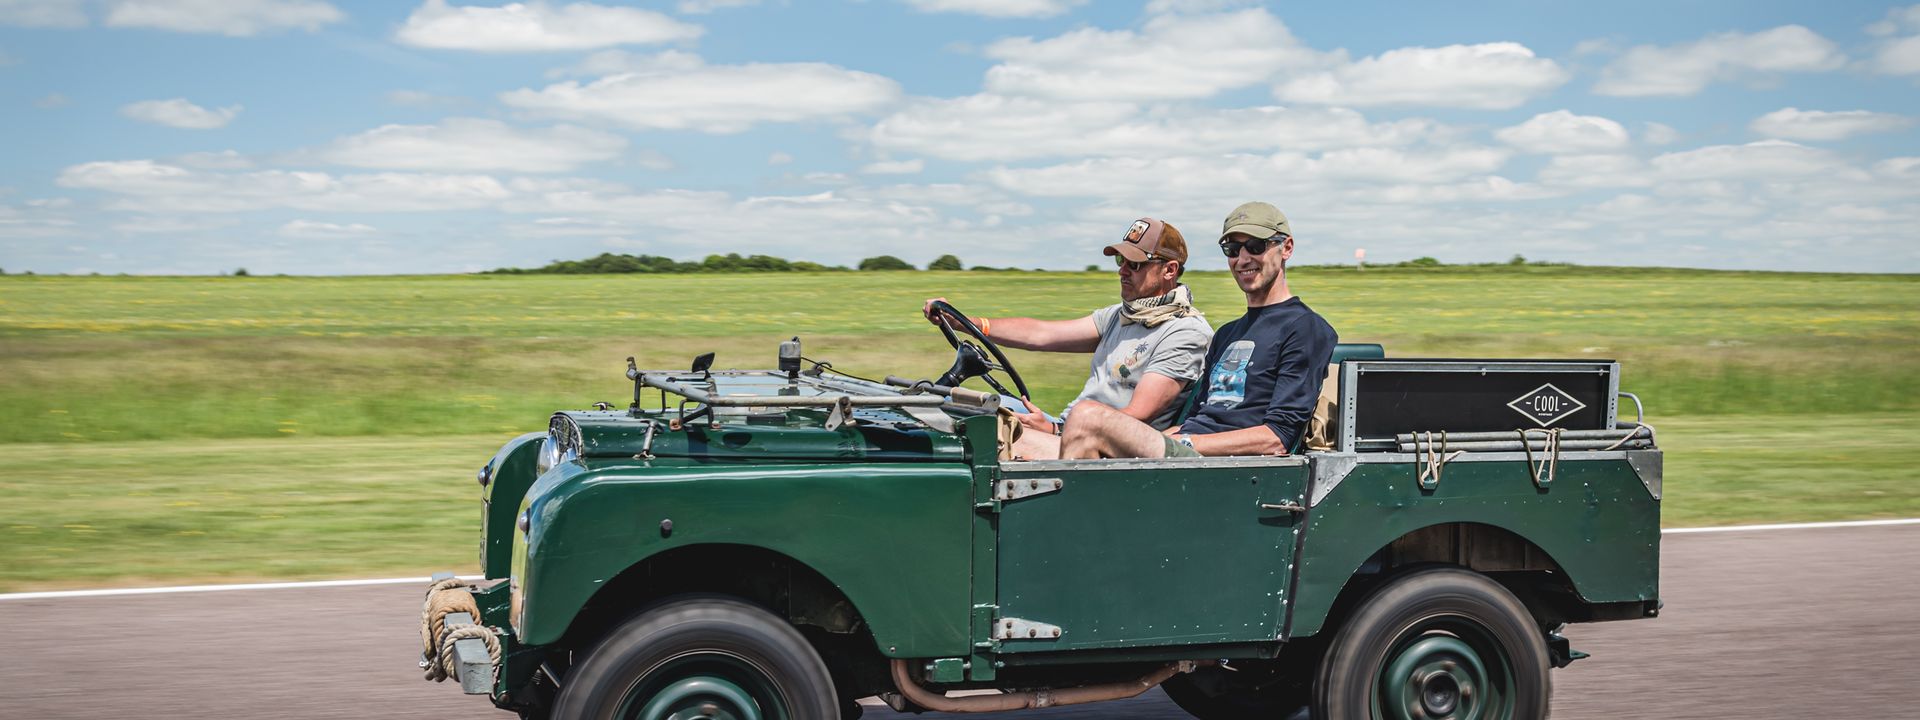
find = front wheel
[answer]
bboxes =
[552,596,841,720]
[1314,568,1551,719]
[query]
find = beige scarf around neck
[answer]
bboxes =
[1119,283,1203,327]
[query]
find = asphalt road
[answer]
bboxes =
[3,524,1915,719]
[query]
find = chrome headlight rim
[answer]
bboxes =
[535,413,583,476]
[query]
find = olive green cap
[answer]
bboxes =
[1221,201,1291,241]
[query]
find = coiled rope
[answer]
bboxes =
[435,624,503,684]
[420,579,480,681]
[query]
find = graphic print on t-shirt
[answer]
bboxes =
[1111,340,1148,382]
[1205,340,1255,407]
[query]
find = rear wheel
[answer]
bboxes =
[553,596,841,720]
[1313,568,1551,719]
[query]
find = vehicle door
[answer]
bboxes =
[992,456,1309,653]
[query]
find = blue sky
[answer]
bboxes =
[2,0,1918,274]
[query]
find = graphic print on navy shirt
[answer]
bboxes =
[1205,340,1255,407]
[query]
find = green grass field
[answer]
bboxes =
[2,267,1916,590]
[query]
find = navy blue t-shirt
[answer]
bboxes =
[1181,297,1338,448]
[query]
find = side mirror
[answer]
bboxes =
[690,352,715,375]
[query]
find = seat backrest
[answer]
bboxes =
[1328,342,1385,366]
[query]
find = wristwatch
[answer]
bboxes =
[1176,434,1195,449]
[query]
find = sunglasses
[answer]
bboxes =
[1219,234,1289,258]
[1113,255,1166,272]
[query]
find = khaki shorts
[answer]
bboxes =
[1162,435,1202,458]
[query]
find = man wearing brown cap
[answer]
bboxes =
[1061,202,1338,459]
[923,217,1212,459]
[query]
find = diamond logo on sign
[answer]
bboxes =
[1507,383,1586,427]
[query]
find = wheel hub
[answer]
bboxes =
[637,676,759,720]
[1381,636,1489,720]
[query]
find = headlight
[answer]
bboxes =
[534,413,583,476]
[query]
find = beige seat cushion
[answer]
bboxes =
[1305,364,1339,452]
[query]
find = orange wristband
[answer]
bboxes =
[978,317,991,336]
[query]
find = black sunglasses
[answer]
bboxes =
[1220,234,1289,258]
[1112,255,1166,271]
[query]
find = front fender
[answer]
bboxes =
[481,432,546,579]
[518,460,975,657]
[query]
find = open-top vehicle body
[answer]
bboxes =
[418,306,1661,719]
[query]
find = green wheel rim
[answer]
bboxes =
[616,651,789,720]
[1373,616,1515,720]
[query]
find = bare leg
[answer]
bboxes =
[1059,401,1171,459]
[1010,429,1061,460]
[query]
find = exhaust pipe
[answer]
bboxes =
[888,658,1196,713]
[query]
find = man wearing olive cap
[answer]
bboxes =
[923,217,1212,459]
[1061,202,1338,459]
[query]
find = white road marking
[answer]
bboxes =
[4,518,1918,602]
[0,575,483,602]
[1659,517,1920,534]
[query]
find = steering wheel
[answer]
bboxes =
[927,300,1032,402]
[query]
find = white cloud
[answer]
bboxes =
[0,0,88,28]
[307,118,628,173]
[1872,35,1920,75]
[1495,111,1630,154]
[120,98,242,129]
[103,0,344,36]
[57,160,511,213]
[35,93,72,109]
[767,151,793,165]
[986,147,1512,201]
[982,9,1326,101]
[1593,25,1844,97]
[1750,108,1912,141]
[860,158,924,174]
[279,219,378,238]
[0,200,79,238]
[111,216,232,234]
[869,96,1442,162]
[173,150,254,170]
[1649,140,1848,180]
[1642,122,1680,146]
[1143,0,1258,13]
[677,0,758,13]
[502,53,901,133]
[396,0,701,52]
[1275,42,1568,109]
[1866,4,1920,37]
[1537,154,1653,189]
[900,0,1085,18]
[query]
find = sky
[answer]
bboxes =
[2,0,1918,275]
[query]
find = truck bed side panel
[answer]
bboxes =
[1290,456,1659,638]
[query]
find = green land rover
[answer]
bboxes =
[417,305,1661,719]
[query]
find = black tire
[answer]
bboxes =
[1313,568,1551,719]
[1163,664,1311,720]
[552,595,841,720]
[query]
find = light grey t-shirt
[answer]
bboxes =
[1061,303,1213,430]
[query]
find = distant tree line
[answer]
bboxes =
[488,252,977,274]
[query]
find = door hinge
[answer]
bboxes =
[995,476,1062,502]
[993,616,1064,640]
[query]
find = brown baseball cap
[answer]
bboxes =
[1221,201,1291,240]
[1103,217,1188,264]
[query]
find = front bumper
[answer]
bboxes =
[417,572,507,695]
